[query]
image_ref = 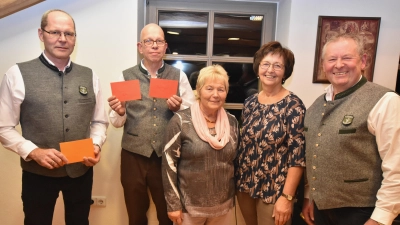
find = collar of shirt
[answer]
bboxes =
[324,75,363,101]
[140,59,164,77]
[42,51,72,72]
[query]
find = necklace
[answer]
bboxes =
[204,116,216,123]
[200,105,216,123]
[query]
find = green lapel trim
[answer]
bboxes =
[334,76,367,100]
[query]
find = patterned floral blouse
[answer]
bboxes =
[235,92,306,204]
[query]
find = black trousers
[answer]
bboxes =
[314,202,400,225]
[120,149,172,225]
[22,168,93,225]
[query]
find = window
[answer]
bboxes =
[213,13,263,57]
[163,60,207,90]
[159,11,208,56]
[144,0,277,119]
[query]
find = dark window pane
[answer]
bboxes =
[214,62,258,104]
[159,11,208,55]
[213,13,263,57]
[226,109,243,127]
[164,60,207,90]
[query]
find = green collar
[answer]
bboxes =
[139,61,165,76]
[334,76,367,100]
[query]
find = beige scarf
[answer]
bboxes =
[191,101,230,150]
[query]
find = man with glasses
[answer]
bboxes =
[108,23,194,225]
[0,9,108,225]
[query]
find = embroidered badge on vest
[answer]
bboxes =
[79,86,88,95]
[342,115,354,126]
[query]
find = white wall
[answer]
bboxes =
[1,0,400,224]
[276,0,291,46]
[280,0,400,107]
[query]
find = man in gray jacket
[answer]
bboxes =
[302,33,400,225]
[0,9,108,225]
[108,23,194,225]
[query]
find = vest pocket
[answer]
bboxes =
[78,98,94,103]
[127,131,138,136]
[338,128,356,134]
[344,178,368,183]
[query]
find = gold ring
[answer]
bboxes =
[300,212,305,220]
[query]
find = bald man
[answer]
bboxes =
[108,24,195,225]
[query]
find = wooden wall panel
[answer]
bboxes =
[0,0,44,19]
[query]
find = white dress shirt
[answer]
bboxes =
[109,60,195,127]
[0,53,109,160]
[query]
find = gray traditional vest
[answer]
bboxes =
[305,77,391,209]
[18,55,95,178]
[121,63,180,157]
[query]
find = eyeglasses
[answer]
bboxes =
[142,39,166,47]
[259,62,284,71]
[42,29,76,40]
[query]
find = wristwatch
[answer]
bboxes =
[281,192,294,201]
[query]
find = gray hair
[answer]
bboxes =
[321,33,364,60]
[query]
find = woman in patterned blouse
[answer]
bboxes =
[162,65,239,225]
[235,41,306,225]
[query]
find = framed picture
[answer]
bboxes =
[312,16,381,83]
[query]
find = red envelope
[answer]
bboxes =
[149,78,178,99]
[110,80,141,101]
[60,138,94,164]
